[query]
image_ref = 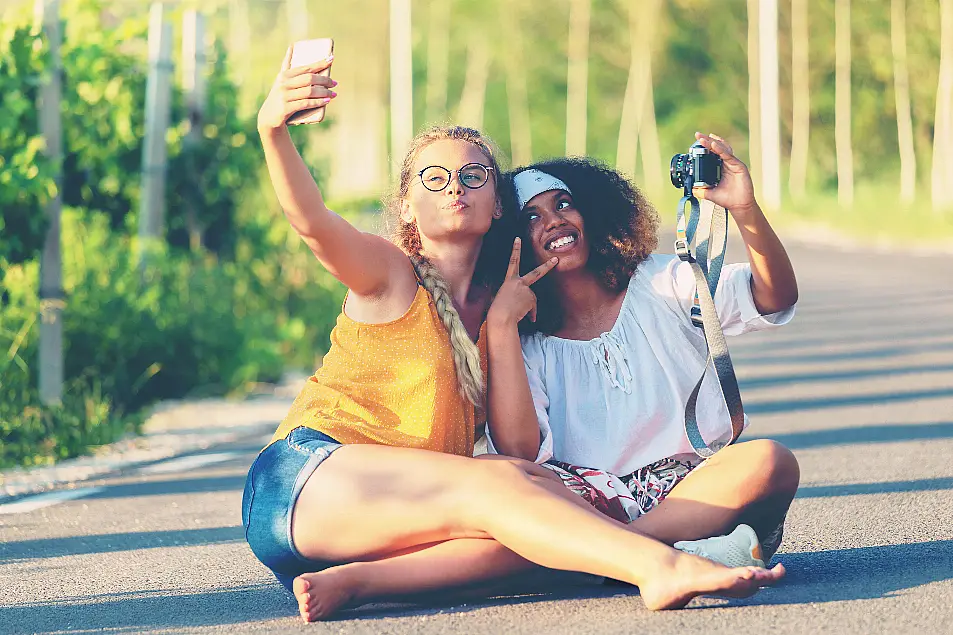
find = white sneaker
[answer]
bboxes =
[673,524,766,568]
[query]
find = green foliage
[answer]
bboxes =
[0,1,344,467]
[0,17,54,263]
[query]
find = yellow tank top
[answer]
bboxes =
[270,283,487,457]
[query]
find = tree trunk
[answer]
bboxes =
[747,0,762,194]
[565,0,591,156]
[616,0,660,184]
[455,34,490,130]
[759,0,782,212]
[891,0,916,205]
[389,0,413,176]
[789,0,810,199]
[638,63,663,195]
[35,0,64,405]
[835,0,854,208]
[502,6,532,166]
[424,0,450,124]
[932,0,953,211]
[616,0,642,179]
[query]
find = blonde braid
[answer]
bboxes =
[411,256,484,408]
[383,125,504,409]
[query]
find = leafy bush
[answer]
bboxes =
[0,17,54,264]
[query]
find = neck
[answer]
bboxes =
[419,237,483,307]
[552,269,622,331]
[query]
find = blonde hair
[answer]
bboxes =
[385,125,504,407]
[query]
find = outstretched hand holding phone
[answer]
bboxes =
[258,41,337,131]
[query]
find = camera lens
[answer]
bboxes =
[670,153,690,188]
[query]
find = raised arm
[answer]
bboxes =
[692,132,798,315]
[257,47,410,297]
[486,239,558,460]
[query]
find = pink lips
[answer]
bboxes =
[444,201,468,212]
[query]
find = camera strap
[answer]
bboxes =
[674,195,745,458]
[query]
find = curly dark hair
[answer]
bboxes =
[503,157,660,334]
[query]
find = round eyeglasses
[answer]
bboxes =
[415,163,495,192]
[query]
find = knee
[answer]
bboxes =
[736,439,800,495]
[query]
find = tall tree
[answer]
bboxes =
[932,0,953,211]
[747,0,762,193]
[760,0,782,211]
[835,0,854,208]
[789,0,810,199]
[455,33,490,130]
[891,0,916,205]
[390,0,413,176]
[566,0,591,156]
[501,3,532,165]
[424,0,450,124]
[615,0,662,192]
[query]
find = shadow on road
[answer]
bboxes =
[83,475,246,500]
[739,540,953,606]
[7,541,950,631]
[0,526,243,563]
[753,421,953,450]
[746,386,953,415]
[796,477,953,498]
[0,583,291,633]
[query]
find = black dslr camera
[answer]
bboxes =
[670,141,722,196]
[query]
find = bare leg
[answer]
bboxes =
[630,440,800,545]
[289,444,784,617]
[294,538,532,621]
[294,467,616,622]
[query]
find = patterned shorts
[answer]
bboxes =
[543,456,785,562]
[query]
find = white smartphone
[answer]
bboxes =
[287,38,334,125]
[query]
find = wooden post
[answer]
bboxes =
[34,0,63,406]
[565,0,591,156]
[789,0,810,200]
[932,0,953,212]
[390,0,413,176]
[759,0,782,212]
[455,34,490,130]
[501,8,532,166]
[835,0,854,209]
[746,0,761,196]
[182,9,206,252]
[138,3,173,265]
[891,0,916,205]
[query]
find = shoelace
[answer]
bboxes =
[588,331,633,393]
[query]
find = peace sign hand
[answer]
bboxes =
[487,238,559,326]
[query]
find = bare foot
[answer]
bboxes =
[292,568,360,622]
[639,552,785,611]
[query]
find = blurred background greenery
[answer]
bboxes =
[1,0,951,466]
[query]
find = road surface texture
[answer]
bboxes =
[3,240,952,634]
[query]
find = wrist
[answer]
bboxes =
[487,310,519,334]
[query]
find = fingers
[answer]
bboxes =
[284,72,337,90]
[521,256,559,286]
[506,238,522,279]
[530,297,537,323]
[282,46,294,70]
[287,84,336,101]
[695,132,741,165]
[691,186,708,200]
[285,97,333,116]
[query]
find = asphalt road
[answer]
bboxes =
[3,240,952,634]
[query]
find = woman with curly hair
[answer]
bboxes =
[245,51,783,623]
[486,133,800,568]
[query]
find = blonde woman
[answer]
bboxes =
[242,49,784,623]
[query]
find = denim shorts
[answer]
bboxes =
[241,426,344,592]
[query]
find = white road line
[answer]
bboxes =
[0,487,105,515]
[138,452,239,475]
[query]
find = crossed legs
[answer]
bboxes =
[285,442,788,621]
